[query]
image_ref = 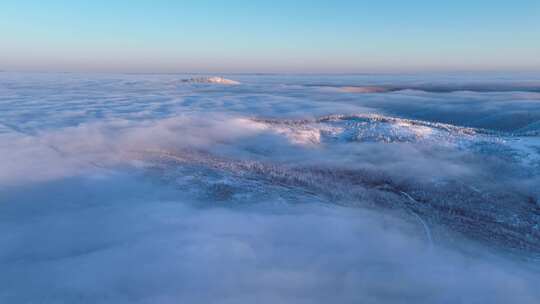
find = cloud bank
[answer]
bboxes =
[1,72,539,303]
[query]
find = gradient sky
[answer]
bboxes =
[1,0,539,73]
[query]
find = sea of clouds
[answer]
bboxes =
[1,72,540,303]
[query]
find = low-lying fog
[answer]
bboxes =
[1,72,539,303]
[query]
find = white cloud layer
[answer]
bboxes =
[1,72,539,303]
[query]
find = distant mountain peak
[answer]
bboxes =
[181,76,240,85]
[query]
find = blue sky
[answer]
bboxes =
[1,0,539,73]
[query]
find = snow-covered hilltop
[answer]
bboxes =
[180,76,240,85]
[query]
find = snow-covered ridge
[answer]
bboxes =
[130,114,540,255]
[139,119,540,254]
[254,113,540,168]
[254,113,487,146]
[180,76,240,85]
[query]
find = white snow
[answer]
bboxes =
[181,76,241,85]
